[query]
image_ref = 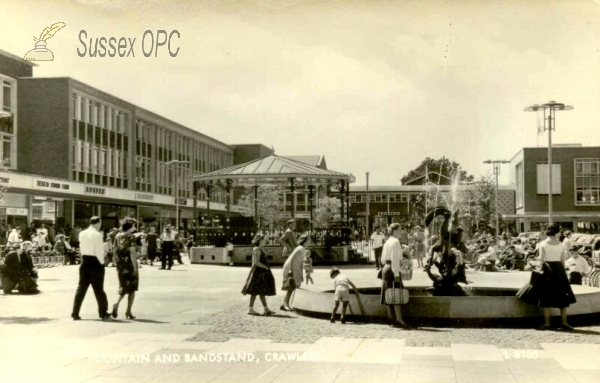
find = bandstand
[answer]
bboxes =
[188,154,355,265]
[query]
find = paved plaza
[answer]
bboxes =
[1,258,600,383]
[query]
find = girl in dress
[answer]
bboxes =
[242,233,276,315]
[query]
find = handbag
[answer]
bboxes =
[377,269,382,279]
[385,285,409,305]
[282,271,296,291]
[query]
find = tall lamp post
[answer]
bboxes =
[166,160,190,230]
[483,160,509,240]
[524,101,574,225]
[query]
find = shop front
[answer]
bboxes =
[0,171,235,238]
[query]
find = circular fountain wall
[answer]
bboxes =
[291,285,600,323]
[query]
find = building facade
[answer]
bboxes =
[508,145,600,233]
[0,49,239,234]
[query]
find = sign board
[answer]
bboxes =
[6,208,28,216]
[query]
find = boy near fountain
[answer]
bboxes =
[303,250,314,284]
[330,267,357,324]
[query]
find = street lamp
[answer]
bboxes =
[524,101,574,224]
[483,160,509,240]
[166,160,191,229]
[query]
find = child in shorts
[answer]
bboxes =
[304,250,314,284]
[330,267,357,324]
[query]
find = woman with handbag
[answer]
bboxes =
[242,233,276,315]
[281,234,311,311]
[517,223,576,330]
[380,223,410,329]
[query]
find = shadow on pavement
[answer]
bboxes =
[566,328,600,336]
[129,318,170,324]
[0,316,54,324]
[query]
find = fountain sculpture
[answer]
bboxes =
[423,206,469,296]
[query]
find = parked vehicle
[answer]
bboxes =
[569,233,600,266]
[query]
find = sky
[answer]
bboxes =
[3,0,600,186]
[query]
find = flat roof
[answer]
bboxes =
[0,49,37,66]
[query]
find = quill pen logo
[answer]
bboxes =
[23,22,66,61]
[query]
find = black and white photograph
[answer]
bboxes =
[1,1,600,382]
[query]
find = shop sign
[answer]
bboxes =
[6,208,28,216]
[85,185,106,195]
[175,197,187,206]
[35,179,71,191]
[378,212,403,216]
[135,192,154,201]
[0,177,9,183]
[32,206,43,218]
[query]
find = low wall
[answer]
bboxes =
[190,245,348,266]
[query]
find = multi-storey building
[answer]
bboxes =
[0,49,236,233]
[507,145,600,233]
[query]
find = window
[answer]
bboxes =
[3,80,12,112]
[575,158,600,205]
[388,194,396,202]
[536,164,561,194]
[515,162,524,208]
[1,135,11,166]
[400,193,409,203]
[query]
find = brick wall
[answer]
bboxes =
[523,147,600,213]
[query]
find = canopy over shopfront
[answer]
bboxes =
[189,154,355,229]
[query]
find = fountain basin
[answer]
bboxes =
[291,285,600,323]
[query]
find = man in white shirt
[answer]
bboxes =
[7,226,21,245]
[564,247,591,285]
[37,223,48,238]
[370,226,386,270]
[71,216,111,320]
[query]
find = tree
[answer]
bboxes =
[313,197,342,228]
[401,157,474,185]
[236,184,285,229]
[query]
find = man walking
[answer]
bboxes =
[160,224,176,270]
[279,219,297,258]
[370,226,386,270]
[71,216,111,320]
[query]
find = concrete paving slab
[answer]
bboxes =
[453,361,512,375]
[451,344,504,361]
[455,373,517,383]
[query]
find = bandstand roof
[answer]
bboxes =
[189,154,354,184]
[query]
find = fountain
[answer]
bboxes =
[423,206,469,296]
[291,172,600,324]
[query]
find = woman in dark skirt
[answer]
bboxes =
[242,233,276,315]
[111,217,139,320]
[380,223,409,329]
[517,223,576,330]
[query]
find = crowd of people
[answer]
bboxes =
[1,214,592,332]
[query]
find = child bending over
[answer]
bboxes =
[330,267,357,324]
